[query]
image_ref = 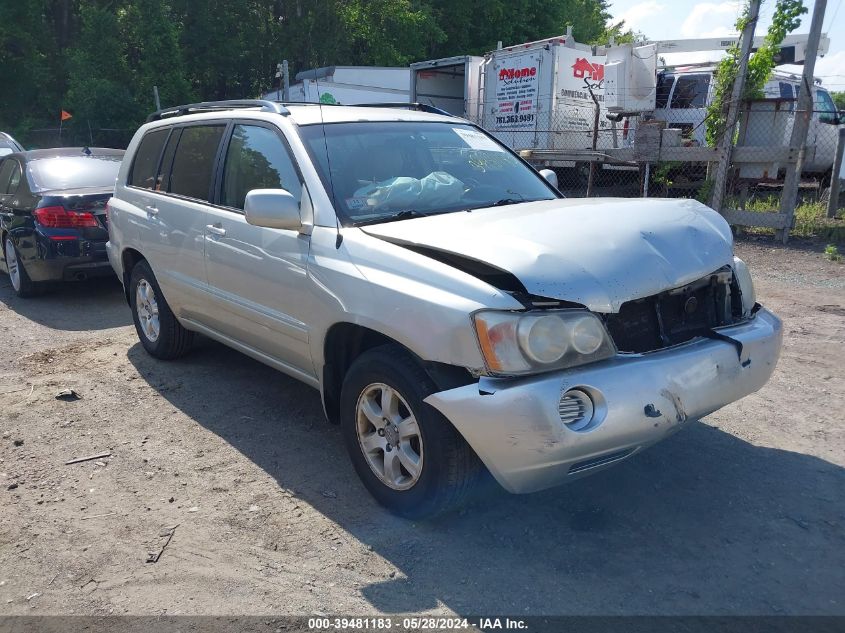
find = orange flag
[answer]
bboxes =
[60,110,72,121]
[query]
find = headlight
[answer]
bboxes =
[473,310,616,376]
[733,256,756,317]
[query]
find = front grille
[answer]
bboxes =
[603,266,744,354]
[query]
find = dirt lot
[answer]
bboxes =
[1,236,843,617]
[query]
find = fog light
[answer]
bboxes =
[559,389,595,431]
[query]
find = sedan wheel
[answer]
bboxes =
[5,238,20,292]
[356,383,424,491]
[4,237,39,297]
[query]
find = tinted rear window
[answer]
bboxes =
[129,128,169,189]
[167,125,225,201]
[27,155,123,191]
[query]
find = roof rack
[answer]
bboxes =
[147,100,289,122]
[352,102,452,116]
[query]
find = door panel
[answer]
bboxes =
[203,208,313,373]
[203,123,314,376]
[131,124,225,318]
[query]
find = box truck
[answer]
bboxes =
[410,36,626,155]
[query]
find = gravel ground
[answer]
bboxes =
[0,236,843,617]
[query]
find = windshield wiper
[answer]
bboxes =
[491,197,528,207]
[462,197,545,212]
[354,209,429,227]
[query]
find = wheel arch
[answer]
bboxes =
[320,322,475,424]
[121,247,146,304]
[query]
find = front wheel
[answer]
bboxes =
[129,260,193,359]
[340,345,482,518]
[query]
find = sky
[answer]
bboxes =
[606,0,845,91]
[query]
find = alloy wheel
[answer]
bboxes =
[355,383,424,491]
[4,238,20,292]
[135,278,161,342]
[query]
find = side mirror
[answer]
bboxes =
[244,189,301,230]
[539,168,558,189]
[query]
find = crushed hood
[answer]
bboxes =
[361,198,734,313]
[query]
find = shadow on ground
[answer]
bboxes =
[128,339,845,616]
[0,275,129,331]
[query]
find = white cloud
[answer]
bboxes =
[779,51,845,85]
[611,1,667,33]
[680,2,741,38]
[811,50,845,80]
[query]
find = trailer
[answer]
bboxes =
[410,56,484,119]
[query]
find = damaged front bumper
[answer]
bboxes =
[424,307,782,494]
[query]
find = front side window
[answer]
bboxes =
[779,82,795,111]
[299,121,557,226]
[816,90,838,124]
[221,125,302,210]
[670,75,710,109]
[167,125,225,201]
[129,128,169,190]
[655,74,674,109]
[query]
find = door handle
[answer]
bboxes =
[206,224,226,237]
[145,205,159,216]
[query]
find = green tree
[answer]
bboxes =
[120,0,193,112]
[65,4,140,135]
[0,0,620,146]
[832,91,845,111]
[705,0,806,147]
[426,0,616,58]
[0,1,58,137]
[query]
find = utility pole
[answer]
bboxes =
[153,86,161,111]
[275,61,290,101]
[710,0,760,215]
[827,127,844,218]
[778,0,826,243]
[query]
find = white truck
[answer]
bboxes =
[644,66,841,174]
[264,66,410,105]
[411,35,626,155]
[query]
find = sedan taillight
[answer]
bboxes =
[34,206,99,228]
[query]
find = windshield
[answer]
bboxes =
[298,121,558,225]
[28,155,123,191]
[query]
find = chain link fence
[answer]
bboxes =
[22,126,135,151]
[472,91,844,241]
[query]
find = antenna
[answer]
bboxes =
[314,76,343,249]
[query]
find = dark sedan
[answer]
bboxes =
[0,147,124,297]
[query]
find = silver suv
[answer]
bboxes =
[108,100,782,517]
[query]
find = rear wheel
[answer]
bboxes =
[4,237,41,298]
[340,345,482,518]
[129,259,193,359]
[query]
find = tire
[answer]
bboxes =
[129,259,193,359]
[4,236,42,298]
[340,345,482,519]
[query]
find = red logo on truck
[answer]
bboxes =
[499,66,537,81]
[572,58,604,81]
